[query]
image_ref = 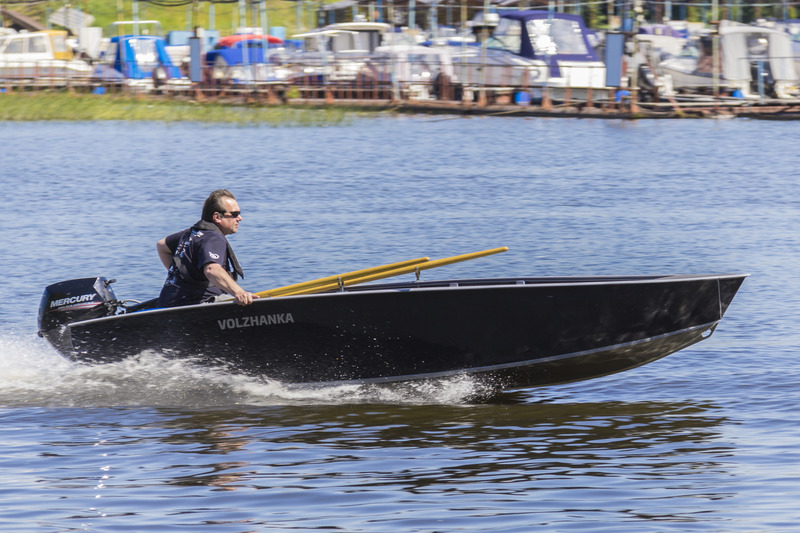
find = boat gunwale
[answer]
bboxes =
[67,272,749,327]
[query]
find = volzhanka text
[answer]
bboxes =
[218,313,294,330]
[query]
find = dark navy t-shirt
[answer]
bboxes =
[158,227,230,307]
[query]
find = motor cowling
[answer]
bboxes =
[38,277,118,354]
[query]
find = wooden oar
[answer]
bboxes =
[275,247,509,297]
[254,256,430,298]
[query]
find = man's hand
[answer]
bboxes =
[232,289,260,306]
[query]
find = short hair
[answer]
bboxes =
[201,189,236,222]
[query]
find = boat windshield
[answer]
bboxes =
[51,34,68,53]
[30,35,48,53]
[5,37,24,53]
[129,38,159,67]
[486,18,522,54]
[407,53,444,79]
[678,41,699,58]
[329,32,358,52]
[526,17,589,56]
[745,33,770,57]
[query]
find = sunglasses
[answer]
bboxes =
[219,211,241,218]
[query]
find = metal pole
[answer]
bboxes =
[431,0,438,39]
[479,0,489,90]
[297,0,303,33]
[712,0,718,98]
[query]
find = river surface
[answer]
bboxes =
[1,115,798,532]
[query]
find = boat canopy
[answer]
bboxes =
[216,34,284,48]
[109,35,181,79]
[719,26,797,84]
[486,11,600,63]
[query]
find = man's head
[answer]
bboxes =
[202,189,242,235]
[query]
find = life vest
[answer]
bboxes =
[171,220,244,289]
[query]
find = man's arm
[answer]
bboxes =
[157,238,173,269]
[203,262,260,306]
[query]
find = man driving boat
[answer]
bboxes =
[157,189,259,307]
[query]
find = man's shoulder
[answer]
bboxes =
[165,228,191,249]
[194,230,228,264]
[194,229,227,245]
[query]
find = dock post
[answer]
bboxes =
[541,88,552,110]
[477,88,487,107]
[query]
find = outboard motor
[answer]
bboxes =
[38,277,119,354]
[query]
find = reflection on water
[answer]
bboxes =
[156,401,729,461]
[18,401,734,528]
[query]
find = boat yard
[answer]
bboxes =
[5,3,800,120]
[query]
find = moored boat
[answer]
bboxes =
[37,251,747,391]
[289,21,391,83]
[0,29,92,85]
[446,10,607,102]
[204,33,289,84]
[658,23,799,99]
[91,21,188,91]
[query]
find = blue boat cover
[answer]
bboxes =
[110,35,182,79]
[495,11,600,63]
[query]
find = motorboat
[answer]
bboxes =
[204,33,290,84]
[289,21,390,83]
[91,21,189,91]
[635,24,689,60]
[658,23,799,99]
[757,19,800,83]
[37,248,747,392]
[0,29,92,85]
[360,44,458,100]
[444,11,607,102]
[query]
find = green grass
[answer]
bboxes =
[0,91,359,125]
[84,0,312,36]
[16,1,317,37]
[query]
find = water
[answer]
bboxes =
[1,116,799,531]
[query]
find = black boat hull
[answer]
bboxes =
[46,274,747,390]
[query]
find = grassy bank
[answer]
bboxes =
[0,91,360,125]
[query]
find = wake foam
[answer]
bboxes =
[0,332,492,407]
